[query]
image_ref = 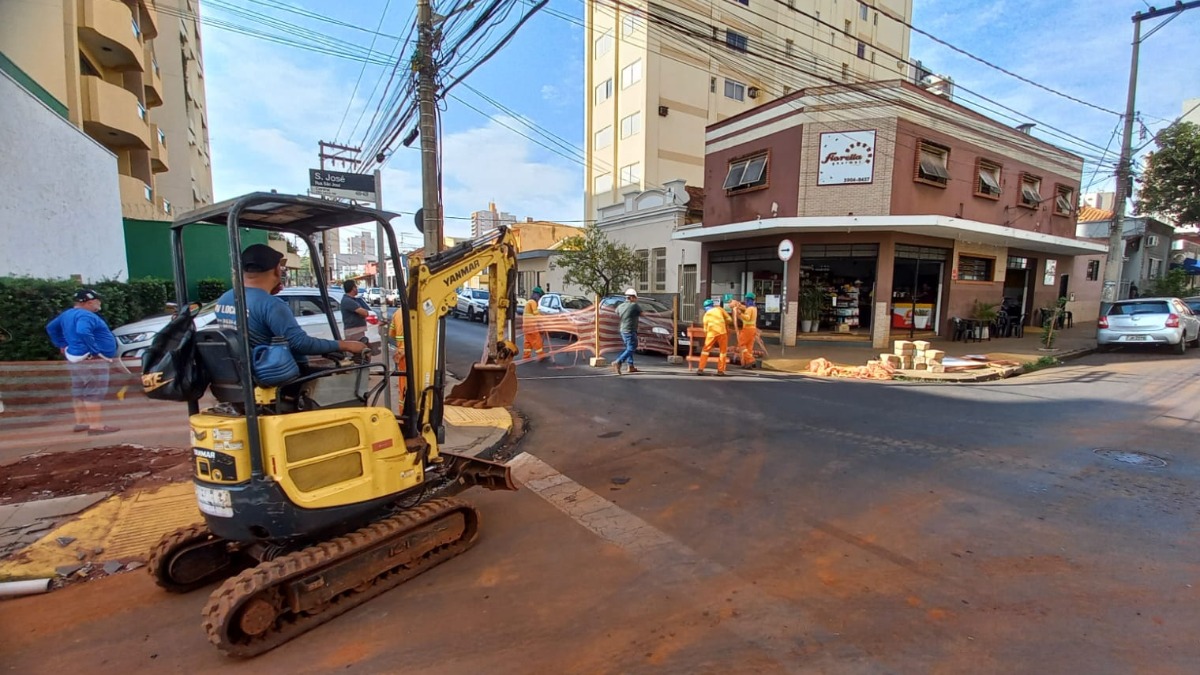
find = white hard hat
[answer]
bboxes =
[624,288,637,296]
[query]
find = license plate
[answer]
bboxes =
[195,484,233,518]
[1125,335,1148,341]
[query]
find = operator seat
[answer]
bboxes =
[195,327,249,404]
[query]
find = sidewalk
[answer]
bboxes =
[757,324,1098,382]
[0,365,516,582]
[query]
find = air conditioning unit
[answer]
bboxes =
[1146,235,1160,247]
[747,86,760,99]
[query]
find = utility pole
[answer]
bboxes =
[1103,1,1200,306]
[317,141,361,281]
[416,0,443,257]
[374,168,387,289]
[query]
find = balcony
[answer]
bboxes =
[119,174,153,208]
[78,0,144,72]
[150,124,169,173]
[144,48,163,107]
[139,0,160,40]
[80,76,150,150]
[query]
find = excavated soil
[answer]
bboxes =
[0,445,192,504]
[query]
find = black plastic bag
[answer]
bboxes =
[141,307,210,401]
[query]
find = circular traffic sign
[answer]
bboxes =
[777,239,794,262]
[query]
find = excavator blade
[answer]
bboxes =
[446,361,517,408]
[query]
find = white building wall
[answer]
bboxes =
[0,71,126,281]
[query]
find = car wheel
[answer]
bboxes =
[467,306,476,322]
[1175,336,1187,355]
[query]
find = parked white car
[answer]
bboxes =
[112,287,378,359]
[363,287,385,305]
[384,288,400,306]
[1097,297,1200,354]
[455,288,490,322]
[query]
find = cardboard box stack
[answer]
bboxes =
[888,340,946,372]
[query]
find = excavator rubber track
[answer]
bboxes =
[149,524,246,594]
[200,497,480,658]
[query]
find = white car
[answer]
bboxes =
[363,287,385,305]
[455,288,490,322]
[112,287,377,359]
[1097,297,1200,354]
[384,288,400,306]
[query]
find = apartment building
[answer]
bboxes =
[584,0,913,219]
[471,202,517,238]
[0,0,211,221]
[675,80,1106,347]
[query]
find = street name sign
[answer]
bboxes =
[309,169,376,201]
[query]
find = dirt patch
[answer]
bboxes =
[0,445,192,504]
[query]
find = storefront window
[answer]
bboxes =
[958,255,995,282]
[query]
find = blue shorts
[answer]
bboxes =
[69,360,110,402]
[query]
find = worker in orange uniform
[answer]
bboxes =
[697,298,732,376]
[523,286,548,361]
[734,291,759,368]
[387,315,407,407]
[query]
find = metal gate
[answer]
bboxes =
[679,264,698,323]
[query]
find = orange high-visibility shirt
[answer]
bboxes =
[702,307,731,336]
[739,304,758,329]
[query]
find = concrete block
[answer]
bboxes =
[913,340,931,351]
[925,349,945,362]
[899,356,913,369]
[666,355,684,365]
[915,363,928,371]
[928,363,946,373]
[880,354,901,367]
[589,356,608,367]
[893,340,914,351]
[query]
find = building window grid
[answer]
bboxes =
[143,185,153,202]
[785,38,794,56]
[621,60,642,89]
[652,248,668,292]
[1086,259,1100,281]
[158,128,167,146]
[594,78,612,105]
[723,153,769,192]
[1053,184,1074,216]
[726,29,749,53]
[594,126,613,150]
[162,199,171,215]
[915,141,950,187]
[724,79,746,101]
[595,30,613,57]
[635,249,650,293]
[620,112,641,139]
[619,162,640,186]
[958,255,995,282]
[132,18,141,39]
[860,3,869,20]
[975,158,1002,199]
[1019,173,1043,209]
[137,101,147,120]
[856,41,866,58]
[593,173,612,194]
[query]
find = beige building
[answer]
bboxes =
[584,0,913,219]
[0,0,212,223]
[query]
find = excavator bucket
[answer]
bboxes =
[446,361,518,408]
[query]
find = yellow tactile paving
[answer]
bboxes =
[443,405,513,429]
[0,483,199,581]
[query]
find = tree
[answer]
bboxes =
[551,224,642,298]
[1135,121,1200,226]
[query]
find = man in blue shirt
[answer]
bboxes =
[214,244,367,377]
[46,289,120,434]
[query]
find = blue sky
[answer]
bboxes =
[202,0,1200,242]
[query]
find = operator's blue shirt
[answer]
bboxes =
[46,308,117,359]
[214,288,339,364]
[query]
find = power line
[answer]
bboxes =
[334,0,397,142]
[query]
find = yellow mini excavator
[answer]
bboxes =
[146,193,520,657]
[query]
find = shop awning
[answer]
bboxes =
[672,215,1108,256]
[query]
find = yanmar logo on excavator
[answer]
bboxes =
[444,259,481,287]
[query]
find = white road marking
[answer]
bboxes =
[507,452,876,672]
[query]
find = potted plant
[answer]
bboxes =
[800,282,824,332]
[1040,297,1068,350]
[913,306,932,330]
[969,300,999,340]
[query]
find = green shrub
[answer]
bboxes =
[198,278,229,303]
[0,276,173,361]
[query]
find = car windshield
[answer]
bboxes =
[471,290,489,299]
[1108,301,1171,316]
[562,297,592,310]
[370,288,381,293]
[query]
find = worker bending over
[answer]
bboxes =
[697,298,732,376]
[523,286,548,361]
[734,292,759,368]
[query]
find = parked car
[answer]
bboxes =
[1097,297,1200,354]
[112,287,378,359]
[1183,296,1200,315]
[384,288,400,306]
[598,295,691,356]
[363,287,385,305]
[535,293,594,338]
[455,288,490,322]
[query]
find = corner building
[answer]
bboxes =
[674,80,1107,348]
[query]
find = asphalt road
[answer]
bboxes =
[2,317,1199,673]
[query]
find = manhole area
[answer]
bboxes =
[1093,448,1167,468]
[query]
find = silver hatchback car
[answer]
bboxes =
[1098,297,1200,354]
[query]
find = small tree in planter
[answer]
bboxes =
[970,300,999,339]
[1040,296,1068,350]
[799,281,824,332]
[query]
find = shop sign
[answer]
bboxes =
[817,130,876,185]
